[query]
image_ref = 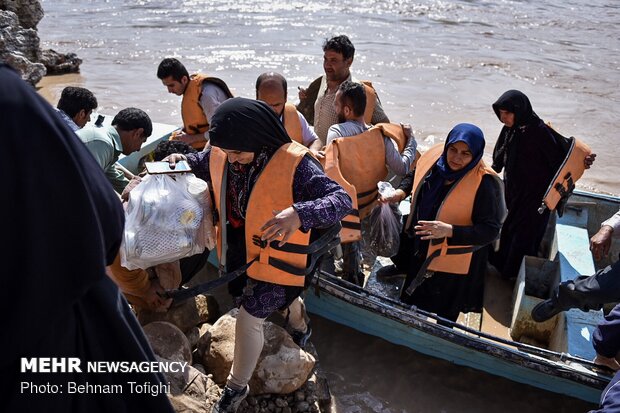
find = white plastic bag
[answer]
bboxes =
[367,181,402,257]
[120,173,212,270]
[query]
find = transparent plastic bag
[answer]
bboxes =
[120,173,212,270]
[367,181,402,257]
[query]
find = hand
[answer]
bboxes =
[315,150,326,160]
[415,220,453,240]
[594,353,620,371]
[121,175,143,202]
[164,153,188,169]
[260,207,302,247]
[584,153,596,169]
[590,225,613,260]
[379,189,406,204]
[142,278,172,312]
[401,122,413,139]
[298,86,307,100]
[171,131,204,146]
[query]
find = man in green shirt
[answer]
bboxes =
[77,107,152,194]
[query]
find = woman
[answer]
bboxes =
[488,90,593,280]
[1,64,174,412]
[398,123,505,322]
[167,97,351,413]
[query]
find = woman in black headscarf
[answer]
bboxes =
[398,124,505,322]
[489,90,569,280]
[167,97,351,412]
[0,64,174,412]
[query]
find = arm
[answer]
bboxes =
[383,133,418,177]
[298,111,319,148]
[292,156,352,230]
[593,304,620,367]
[183,148,212,183]
[104,165,131,194]
[260,156,352,245]
[449,174,505,246]
[591,209,620,260]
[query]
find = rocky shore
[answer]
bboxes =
[135,265,331,413]
[0,0,81,85]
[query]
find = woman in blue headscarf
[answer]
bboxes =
[398,123,506,321]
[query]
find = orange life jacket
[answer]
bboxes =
[209,143,313,287]
[405,143,500,275]
[283,102,303,144]
[361,81,377,124]
[322,123,410,243]
[179,74,234,149]
[539,125,591,214]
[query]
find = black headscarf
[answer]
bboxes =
[209,97,291,153]
[492,90,542,173]
[492,89,540,127]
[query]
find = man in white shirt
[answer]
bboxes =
[157,58,233,150]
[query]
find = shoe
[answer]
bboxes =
[376,264,405,279]
[212,384,249,413]
[290,322,312,348]
[531,298,562,323]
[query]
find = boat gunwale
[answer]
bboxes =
[309,270,612,390]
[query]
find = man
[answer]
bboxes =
[157,57,233,150]
[324,81,417,285]
[255,72,322,156]
[297,35,389,145]
[56,86,98,131]
[1,63,174,413]
[77,107,152,194]
[532,208,620,322]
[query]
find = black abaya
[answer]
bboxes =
[0,64,174,412]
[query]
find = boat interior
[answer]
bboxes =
[362,193,619,362]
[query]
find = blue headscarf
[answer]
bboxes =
[436,123,485,180]
[416,123,486,223]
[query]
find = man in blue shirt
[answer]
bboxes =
[56,86,98,131]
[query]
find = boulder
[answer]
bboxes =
[199,309,316,395]
[137,294,220,333]
[143,321,192,365]
[0,0,43,29]
[163,358,221,412]
[0,1,82,84]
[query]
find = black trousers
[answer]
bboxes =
[555,260,620,311]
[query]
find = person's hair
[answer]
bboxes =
[338,81,366,117]
[323,35,355,60]
[157,58,189,82]
[57,87,98,117]
[112,108,153,138]
[152,140,197,161]
[255,72,287,98]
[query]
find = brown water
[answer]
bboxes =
[36,0,615,410]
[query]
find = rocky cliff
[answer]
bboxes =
[0,0,81,85]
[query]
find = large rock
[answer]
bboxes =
[39,48,82,74]
[143,321,192,365]
[162,357,221,412]
[199,309,316,395]
[0,0,43,29]
[137,294,220,333]
[0,1,82,84]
